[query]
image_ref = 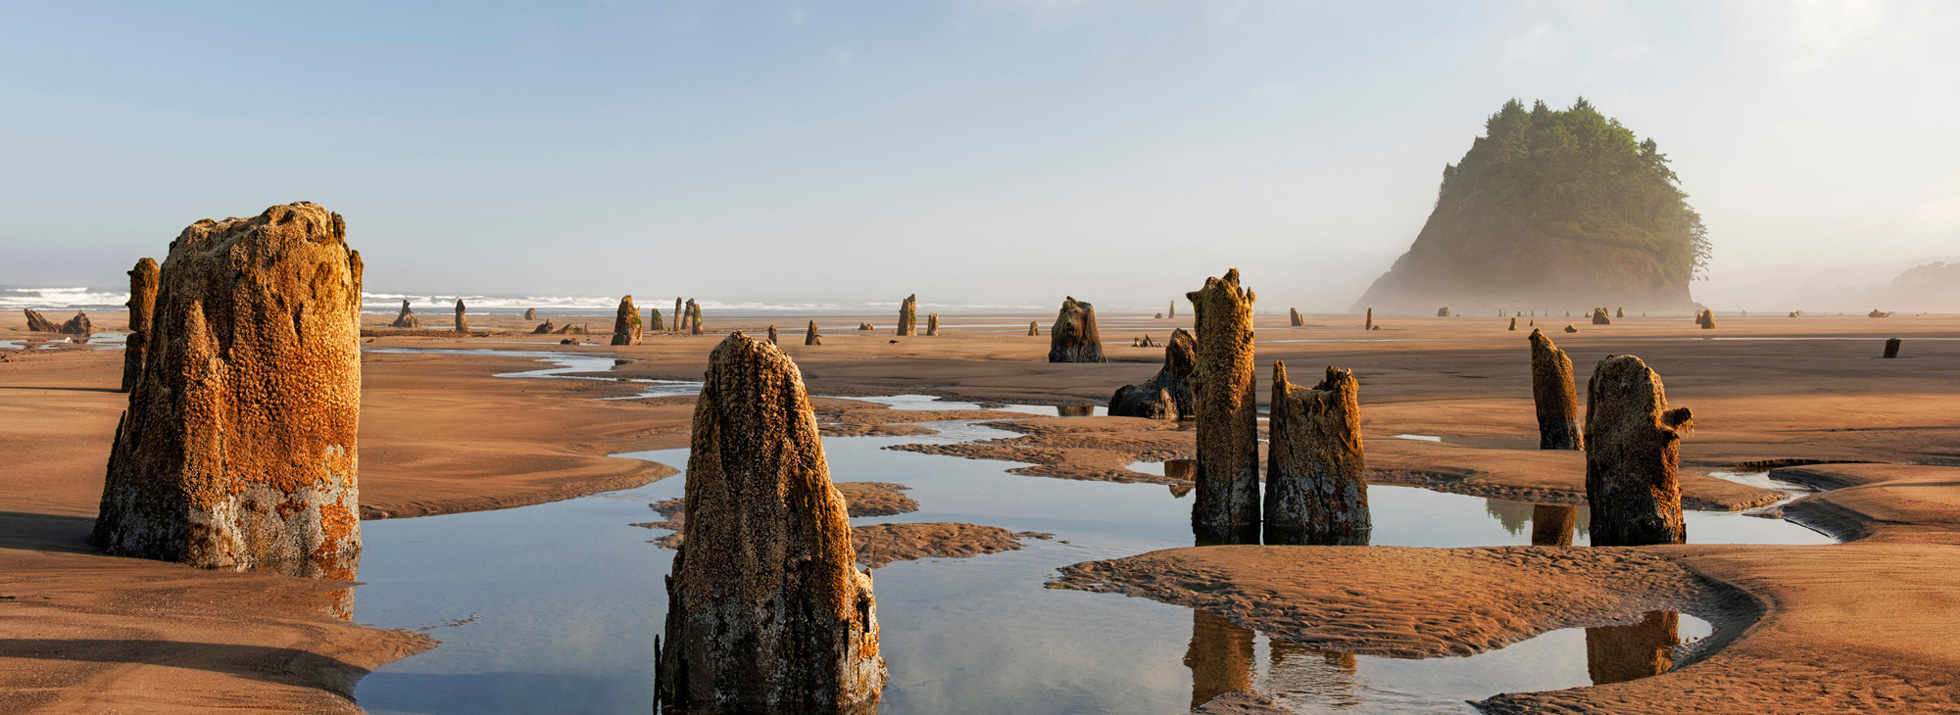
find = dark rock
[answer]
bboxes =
[390,300,418,328]
[524,308,537,320]
[1264,362,1368,545]
[1585,354,1690,546]
[1048,296,1106,363]
[1108,328,1196,420]
[656,333,886,713]
[1564,325,1579,333]
[1869,309,1893,318]
[90,202,362,577]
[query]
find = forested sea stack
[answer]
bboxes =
[657,334,886,713]
[1187,269,1260,544]
[391,300,418,328]
[1354,99,1707,313]
[1264,362,1368,545]
[897,294,917,336]
[1108,328,1196,419]
[1048,297,1106,363]
[120,257,159,393]
[611,295,642,346]
[1529,329,1584,450]
[1585,355,1691,546]
[90,202,363,577]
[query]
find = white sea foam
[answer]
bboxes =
[0,286,128,310]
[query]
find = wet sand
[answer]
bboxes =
[4,308,1959,712]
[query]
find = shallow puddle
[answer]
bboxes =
[350,352,1825,714]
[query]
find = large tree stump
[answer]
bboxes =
[1529,329,1584,450]
[120,257,159,393]
[1186,269,1260,544]
[656,334,885,713]
[1264,362,1368,545]
[90,202,362,578]
[1584,354,1691,546]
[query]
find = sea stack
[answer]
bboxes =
[89,202,362,577]
[1186,269,1260,544]
[1364,308,1373,331]
[1529,329,1585,451]
[1585,355,1691,546]
[454,299,468,332]
[926,313,938,336]
[1264,362,1368,545]
[611,295,643,346]
[1884,338,1902,359]
[656,334,886,713]
[524,308,537,320]
[1592,307,1611,325]
[1048,297,1107,363]
[1288,308,1303,327]
[768,325,779,345]
[120,257,159,393]
[1108,328,1196,419]
[805,320,821,346]
[390,300,418,328]
[897,294,917,336]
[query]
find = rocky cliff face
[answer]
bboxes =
[1354,196,1697,314]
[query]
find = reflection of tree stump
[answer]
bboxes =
[1586,611,1680,685]
[1530,504,1577,546]
[1185,609,1255,710]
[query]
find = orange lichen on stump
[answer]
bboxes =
[90,202,363,577]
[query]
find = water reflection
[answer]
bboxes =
[1186,610,1255,709]
[1586,611,1682,686]
[1529,505,1578,547]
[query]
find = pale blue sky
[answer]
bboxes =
[3,1,1955,311]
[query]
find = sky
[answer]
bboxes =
[2,0,1956,312]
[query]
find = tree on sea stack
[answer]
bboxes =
[1187,269,1260,544]
[1585,355,1691,546]
[656,333,886,713]
[91,202,362,577]
[1048,297,1106,363]
[1353,98,1710,313]
[120,257,159,393]
[1264,362,1369,546]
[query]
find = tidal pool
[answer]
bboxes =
[349,353,1826,714]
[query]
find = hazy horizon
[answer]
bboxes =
[4,1,1956,313]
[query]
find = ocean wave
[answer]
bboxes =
[0,286,128,310]
[3,286,1079,315]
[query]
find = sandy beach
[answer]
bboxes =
[4,307,1959,713]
